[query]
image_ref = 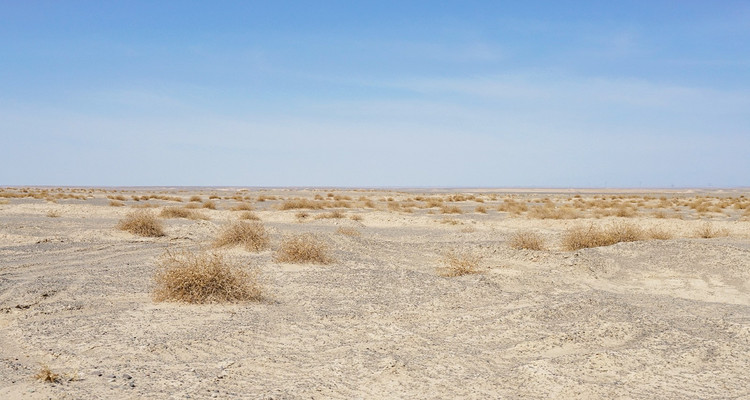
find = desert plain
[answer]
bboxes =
[1,186,749,399]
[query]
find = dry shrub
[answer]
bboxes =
[562,222,645,251]
[280,198,325,210]
[189,195,202,202]
[329,200,352,208]
[337,227,361,236]
[350,214,363,222]
[387,202,402,212]
[362,199,377,208]
[46,210,61,218]
[694,222,729,238]
[202,200,217,210]
[647,226,673,240]
[160,206,209,220]
[497,199,528,215]
[295,211,310,221]
[117,210,165,237]
[214,221,270,251]
[231,202,254,211]
[315,210,345,219]
[153,250,263,304]
[423,198,444,208]
[509,231,546,250]
[441,205,463,214]
[615,206,638,218]
[239,211,260,220]
[274,234,334,264]
[528,205,580,219]
[109,200,125,207]
[131,202,159,208]
[440,218,461,225]
[34,365,61,383]
[475,205,487,214]
[438,249,482,277]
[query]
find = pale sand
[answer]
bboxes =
[1,188,749,399]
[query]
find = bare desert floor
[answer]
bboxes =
[1,187,749,399]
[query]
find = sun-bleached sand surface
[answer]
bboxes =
[1,187,749,399]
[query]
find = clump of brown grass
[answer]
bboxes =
[337,227,361,237]
[295,211,310,222]
[441,205,463,214]
[350,214,363,222]
[189,195,202,202]
[153,250,263,304]
[160,206,209,220]
[117,210,165,237]
[528,205,581,219]
[131,202,159,208]
[315,211,346,219]
[497,198,528,215]
[202,200,217,210]
[239,211,260,220]
[694,222,729,238]
[475,205,487,214]
[274,234,334,264]
[562,222,645,251]
[109,200,125,207]
[646,226,673,240]
[46,210,61,218]
[509,231,546,251]
[34,365,61,383]
[214,221,270,252]
[231,202,254,211]
[279,198,325,210]
[440,218,461,225]
[438,249,483,277]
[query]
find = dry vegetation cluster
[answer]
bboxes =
[3,187,745,307]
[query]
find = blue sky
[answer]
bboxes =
[1,1,748,187]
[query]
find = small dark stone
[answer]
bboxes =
[123,374,132,380]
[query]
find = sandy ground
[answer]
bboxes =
[1,188,749,399]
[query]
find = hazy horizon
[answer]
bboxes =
[2,1,748,187]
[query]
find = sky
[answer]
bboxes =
[1,1,749,188]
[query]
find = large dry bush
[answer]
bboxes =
[694,222,729,238]
[231,202,254,211]
[438,249,483,277]
[214,221,270,252]
[279,198,325,210]
[153,250,263,303]
[646,226,674,240]
[315,210,346,219]
[239,211,261,220]
[528,205,581,219]
[160,206,209,220]
[497,199,528,215]
[562,222,645,251]
[274,234,334,264]
[509,231,547,251]
[441,205,463,214]
[117,210,165,237]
